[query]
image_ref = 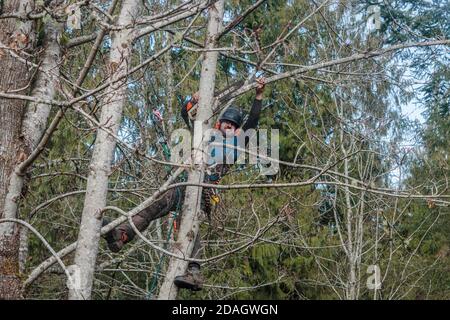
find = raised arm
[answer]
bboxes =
[242,77,266,131]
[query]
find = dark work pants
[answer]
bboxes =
[116,186,204,260]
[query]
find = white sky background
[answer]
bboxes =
[403,100,425,124]
[400,68,427,124]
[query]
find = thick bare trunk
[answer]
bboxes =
[0,0,35,299]
[68,0,141,300]
[3,19,62,226]
[157,0,225,300]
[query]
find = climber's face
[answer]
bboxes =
[219,120,237,136]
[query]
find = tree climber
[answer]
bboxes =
[102,77,267,291]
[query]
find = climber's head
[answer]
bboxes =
[218,106,242,135]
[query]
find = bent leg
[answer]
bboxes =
[103,187,185,252]
[119,188,179,241]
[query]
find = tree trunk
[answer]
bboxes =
[157,0,225,300]
[0,0,35,299]
[3,18,62,233]
[68,0,141,300]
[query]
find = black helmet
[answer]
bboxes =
[219,106,243,128]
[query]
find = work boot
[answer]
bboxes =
[173,262,203,291]
[102,218,129,253]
